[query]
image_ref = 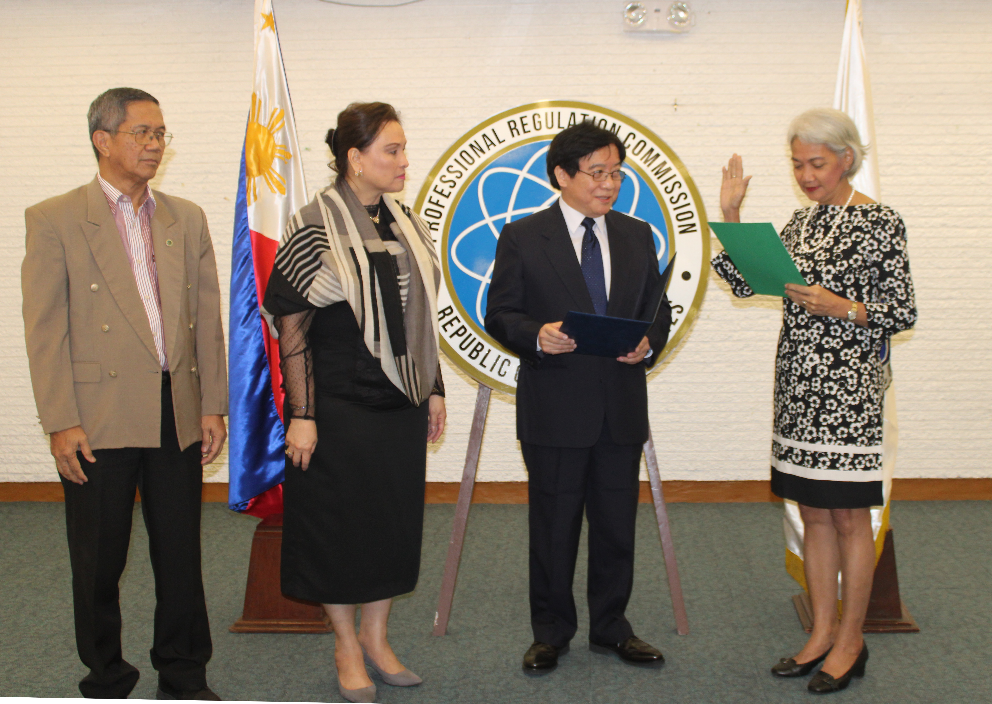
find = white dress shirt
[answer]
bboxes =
[558,197,611,296]
[98,174,169,370]
[536,199,652,358]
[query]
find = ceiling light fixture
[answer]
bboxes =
[622,1,695,34]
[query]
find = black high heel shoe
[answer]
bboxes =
[807,642,869,694]
[771,647,830,677]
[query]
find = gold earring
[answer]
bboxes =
[356,168,362,178]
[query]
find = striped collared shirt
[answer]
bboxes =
[97,174,169,370]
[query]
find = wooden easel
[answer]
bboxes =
[432,383,690,637]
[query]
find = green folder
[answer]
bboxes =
[709,222,807,297]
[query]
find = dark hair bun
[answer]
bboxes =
[325,128,336,155]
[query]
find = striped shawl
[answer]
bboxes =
[272,182,441,405]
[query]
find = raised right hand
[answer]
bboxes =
[285,418,318,471]
[720,153,752,223]
[538,321,576,355]
[50,426,95,485]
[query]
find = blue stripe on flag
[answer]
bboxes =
[227,147,286,512]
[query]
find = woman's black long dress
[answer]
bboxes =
[267,203,431,604]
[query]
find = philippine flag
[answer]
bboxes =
[228,0,308,517]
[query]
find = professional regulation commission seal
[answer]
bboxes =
[414,101,708,394]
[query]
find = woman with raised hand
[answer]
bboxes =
[713,108,916,694]
[264,102,445,703]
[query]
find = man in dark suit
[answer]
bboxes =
[22,88,227,699]
[485,122,672,673]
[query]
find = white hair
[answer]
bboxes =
[787,107,867,178]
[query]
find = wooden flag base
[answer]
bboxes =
[230,513,332,633]
[792,528,919,634]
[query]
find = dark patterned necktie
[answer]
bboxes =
[580,217,608,316]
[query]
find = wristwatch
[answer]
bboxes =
[847,301,858,321]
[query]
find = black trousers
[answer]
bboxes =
[521,431,642,649]
[59,375,211,698]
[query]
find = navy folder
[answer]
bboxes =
[559,255,676,358]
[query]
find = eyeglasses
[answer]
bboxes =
[114,128,173,146]
[576,168,627,183]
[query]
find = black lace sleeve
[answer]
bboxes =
[264,261,318,421]
[273,310,316,421]
[431,361,445,398]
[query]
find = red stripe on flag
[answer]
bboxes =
[244,483,284,519]
[248,229,285,420]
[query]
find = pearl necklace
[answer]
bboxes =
[797,187,855,254]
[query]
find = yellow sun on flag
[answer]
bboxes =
[245,92,292,206]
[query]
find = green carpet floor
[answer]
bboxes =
[1,500,989,702]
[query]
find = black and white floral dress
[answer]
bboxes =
[712,204,916,508]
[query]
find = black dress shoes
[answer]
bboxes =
[808,643,869,694]
[589,636,665,666]
[156,685,221,700]
[771,648,830,677]
[523,641,568,673]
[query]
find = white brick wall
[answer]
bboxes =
[2,0,988,483]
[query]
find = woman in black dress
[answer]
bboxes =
[264,102,445,703]
[713,108,916,694]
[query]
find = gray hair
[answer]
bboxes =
[87,87,159,160]
[787,107,866,178]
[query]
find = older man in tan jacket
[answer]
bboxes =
[22,87,227,700]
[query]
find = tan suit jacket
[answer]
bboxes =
[22,177,228,451]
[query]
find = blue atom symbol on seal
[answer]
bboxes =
[446,140,671,330]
